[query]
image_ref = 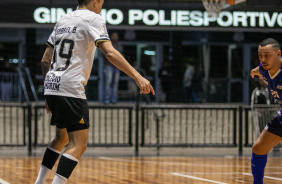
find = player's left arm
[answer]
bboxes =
[250,66,263,79]
[41,46,54,81]
[41,46,53,114]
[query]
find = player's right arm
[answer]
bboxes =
[41,46,54,114]
[41,46,54,81]
[250,66,263,79]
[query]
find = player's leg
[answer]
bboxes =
[35,128,69,184]
[51,96,89,184]
[51,129,88,184]
[48,128,69,151]
[251,129,282,184]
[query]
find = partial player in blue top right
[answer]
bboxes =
[250,38,282,184]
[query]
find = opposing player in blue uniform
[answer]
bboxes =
[250,38,282,184]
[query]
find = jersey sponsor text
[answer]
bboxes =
[44,73,61,91]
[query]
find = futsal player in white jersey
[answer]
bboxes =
[34,0,155,183]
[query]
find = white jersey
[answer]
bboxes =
[44,9,110,99]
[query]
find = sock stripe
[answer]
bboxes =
[55,173,68,181]
[42,165,51,171]
[62,153,79,162]
[47,146,61,154]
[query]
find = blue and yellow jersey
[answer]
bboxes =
[259,63,282,104]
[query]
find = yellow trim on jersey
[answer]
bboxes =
[95,39,111,48]
[46,42,54,48]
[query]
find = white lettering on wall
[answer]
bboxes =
[217,11,233,27]
[143,10,159,25]
[246,12,259,27]
[177,11,189,26]
[264,12,278,27]
[233,12,247,27]
[106,9,123,25]
[129,9,142,25]
[34,7,73,23]
[159,10,171,26]
[190,11,203,26]
[277,13,282,27]
[33,7,282,29]
[34,7,50,23]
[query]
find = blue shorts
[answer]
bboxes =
[265,111,282,137]
[45,95,89,132]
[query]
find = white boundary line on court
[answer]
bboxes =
[243,173,282,181]
[0,178,10,184]
[177,172,241,175]
[179,172,282,175]
[171,173,227,184]
[98,157,282,169]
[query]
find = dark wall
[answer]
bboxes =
[247,0,282,6]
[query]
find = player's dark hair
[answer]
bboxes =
[78,0,92,6]
[259,38,280,50]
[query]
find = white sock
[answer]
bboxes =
[34,165,51,184]
[51,174,68,184]
[35,147,61,184]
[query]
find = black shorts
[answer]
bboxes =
[45,95,89,132]
[265,111,282,137]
